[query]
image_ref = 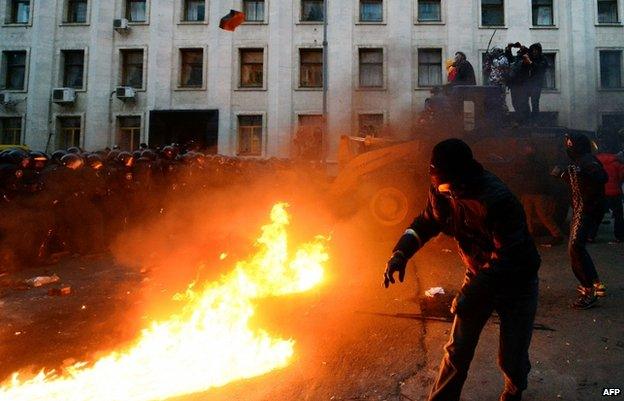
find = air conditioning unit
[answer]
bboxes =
[0,92,11,105]
[116,86,136,101]
[114,18,130,32]
[52,88,76,104]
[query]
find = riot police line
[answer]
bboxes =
[0,145,305,270]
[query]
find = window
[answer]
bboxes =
[3,51,27,91]
[295,114,324,160]
[125,0,146,22]
[179,48,203,88]
[418,49,442,87]
[360,0,382,22]
[117,116,141,151]
[603,114,624,130]
[121,49,144,89]
[0,117,21,145]
[532,0,553,26]
[481,0,504,26]
[240,49,264,88]
[65,0,88,23]
[57,117,81,149]
[359,48,383,88]
[358,114,384,137]
[243,0,265,22]
[301,0,323,22]
[300,49,323,88]
[418,0,441,22]
[62,50,85,89]
[238,115,263,156]
[598,0,619,23]
[183,0,205,21]
[8,0,29,24]
[600,50,623,89]
[543,53,556,90]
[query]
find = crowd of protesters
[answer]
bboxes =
[0,143,315,271]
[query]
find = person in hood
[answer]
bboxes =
[552,132,608,308]
[384,139,540,401]
[595,136,624,243]
[527,43,549,121]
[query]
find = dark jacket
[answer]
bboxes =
[452,60,477,86]
[408,171,540,283]
[527,43,549,88]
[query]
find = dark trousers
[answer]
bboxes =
[569,213,601,288]
[510,85,530,123]
[528,85,542,117]
[428,277,539,401]
[591,195,624,240]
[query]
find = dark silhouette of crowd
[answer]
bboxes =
[0,143,311,271]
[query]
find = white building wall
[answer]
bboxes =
[1,0,623,159]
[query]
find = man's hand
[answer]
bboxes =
[383,251,407,288]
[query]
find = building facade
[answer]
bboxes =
[0,0,623,160]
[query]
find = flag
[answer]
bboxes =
[219,10,245,31]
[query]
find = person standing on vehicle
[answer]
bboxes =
[552,133,608,308]
[506,43,532,124]
[527,43,549,121]
[449,52,476,86]
[383,139,540,401]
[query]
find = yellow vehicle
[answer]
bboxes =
[0,144,29,152]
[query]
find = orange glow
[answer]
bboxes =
[1,203,329,401]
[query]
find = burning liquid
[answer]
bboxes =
[1,203,329,401]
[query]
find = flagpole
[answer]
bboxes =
[322,0,328,164]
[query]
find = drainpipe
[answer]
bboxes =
[321,0,328,164]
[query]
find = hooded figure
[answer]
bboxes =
[526,43,550,120]
[384,138,540,401]
[554,132,608,309]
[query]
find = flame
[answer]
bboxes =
[1,203,329,401]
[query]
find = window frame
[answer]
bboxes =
[597,48,624,91]
[59,48,88,91]
[4,0,32,26]
[54,114,85,150]
[178,0,207,24]
[531,0,555,27]
[541,51,559,92]
[600,112,624,130]
[115,114,143,151]
[123,0,150,25]
[479,0,506,28]
[356,46,386,91]
[118,47,148,91]
[356,0,385,24]
[415,47,444,89]
[242,0,268,24]
[112,111,145,148]
[236,112,266,157]
[294,112,325,160]
[0,115,24,145]
[1,49,30,93]
[297,47,324,90]
[61,0,91,25]
[415,0,444,24]
[299,0,324,24]
[236,46,267,91]
[596,0,621,25]
[176,47,206,90]
[356,111,386,138]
